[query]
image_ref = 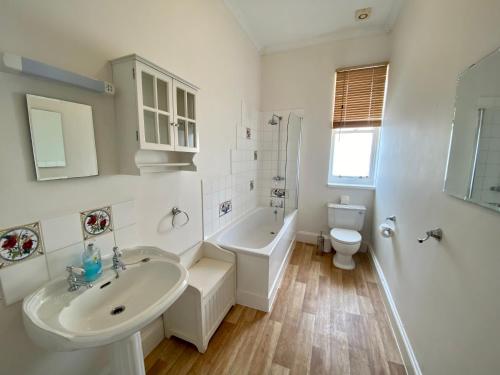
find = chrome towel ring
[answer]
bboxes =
[171,207,190,228]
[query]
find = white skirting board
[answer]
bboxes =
[367,244,422,375]
[297,230,369,252]
[296,230,319,244]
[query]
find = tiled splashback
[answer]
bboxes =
[0,222,45,268]
[237,100,259,151]
[80,206,113,240]
[202,170,258,239]
[472,108,500,205]
[202,108,301,238]
[201,101,260,239]
[258,111,300,215]
[0,200,137,305]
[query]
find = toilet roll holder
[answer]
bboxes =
[379,216,397,238]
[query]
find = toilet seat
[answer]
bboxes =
[330,228,361,245]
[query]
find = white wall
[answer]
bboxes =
[373,0,500,373]
[0,0,259,374]
[260,34,392,240]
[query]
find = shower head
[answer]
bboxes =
[268,114,282,126]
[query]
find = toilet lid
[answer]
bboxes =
[330,228,362,245]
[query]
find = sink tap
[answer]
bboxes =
[66,266,93,292]
[112,246,126,278]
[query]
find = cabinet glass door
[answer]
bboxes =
[143,110,157,143]
[137,64,174,150]
[173,82,198,152]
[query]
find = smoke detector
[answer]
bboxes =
[355,8,372,21]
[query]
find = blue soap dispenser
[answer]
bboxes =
[82,242,102,282]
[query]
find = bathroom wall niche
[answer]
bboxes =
[444,47,500,213]
[26,94,98,181]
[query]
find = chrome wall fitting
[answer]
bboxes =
[417,228,443,243]
[172,207,190,228]
[66,266,93,291]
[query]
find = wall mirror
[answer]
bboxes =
[26,94,98,181]
[445,48,500,213]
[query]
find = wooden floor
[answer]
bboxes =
[145,242,406,375]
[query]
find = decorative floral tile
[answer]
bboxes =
[0,222,44,268]
[219,200,232,217]
[80,206,113,240]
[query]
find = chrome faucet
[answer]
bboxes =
[112,246,126,278]
[66,266,93,292]
[270,198,284,209]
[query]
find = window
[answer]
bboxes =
[328,64,388,187]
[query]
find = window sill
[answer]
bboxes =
[327,183,376,190]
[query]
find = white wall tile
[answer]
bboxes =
[85,231,115,258]
[0,256,49,305]
[46,242,84,279]
[41,213,82,253]
[112,200,136,230]
[490,124,500,138]
[114,224,138,249]
[202,179,212,194]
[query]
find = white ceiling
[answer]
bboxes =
[224,0,403,54]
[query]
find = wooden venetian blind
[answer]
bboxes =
[333,64,388,128]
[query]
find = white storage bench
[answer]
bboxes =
[163,241,236,353]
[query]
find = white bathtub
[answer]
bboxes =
[213,207,297,312]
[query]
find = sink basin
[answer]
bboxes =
[23,247,188,375]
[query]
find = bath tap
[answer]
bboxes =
[112,246,126,278]
[270,199,284,208]
[271,188,286,198]
[66,266,93,292]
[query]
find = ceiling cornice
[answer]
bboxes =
[260,27,389,56]
[223,0,262,52]
[223,0,404,55]
[384,0,405,32]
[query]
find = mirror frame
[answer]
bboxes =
[26,94,99,181]
[444,46,500,214]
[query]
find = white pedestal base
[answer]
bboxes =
[110,332,145,375]
[333,253,356,270]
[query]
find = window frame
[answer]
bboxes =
[327,126,380,188]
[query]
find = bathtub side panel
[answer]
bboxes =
[235,252,270,310]
[268,211,298,295]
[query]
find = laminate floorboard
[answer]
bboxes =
[146,242,406,374]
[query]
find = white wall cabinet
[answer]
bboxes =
[111,55,199,174]
[173,80,199,151]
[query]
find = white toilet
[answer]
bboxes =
[327,203,366,270]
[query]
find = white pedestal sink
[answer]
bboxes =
[22,247,188,375]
